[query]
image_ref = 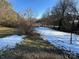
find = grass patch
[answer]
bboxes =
[0,27,22,37]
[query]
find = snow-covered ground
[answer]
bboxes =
[0,35,25,50]
[35,27,79,54]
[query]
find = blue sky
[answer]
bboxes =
[8,0,58,18]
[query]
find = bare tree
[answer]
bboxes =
[17,8,36,35]
[42,0,78,44]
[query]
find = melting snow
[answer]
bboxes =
[0,35,25,50]
[35,27,79,54]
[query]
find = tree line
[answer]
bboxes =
[40,0,79,33]
[36,0,79,44]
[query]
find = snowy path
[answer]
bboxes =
[35,27,79,54]
[0,35,25,50]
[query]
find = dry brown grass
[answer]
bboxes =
[0,26,19,37]
[0,27,17,34]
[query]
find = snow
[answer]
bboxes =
[0,35,25,50]
[35,27,79,54]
